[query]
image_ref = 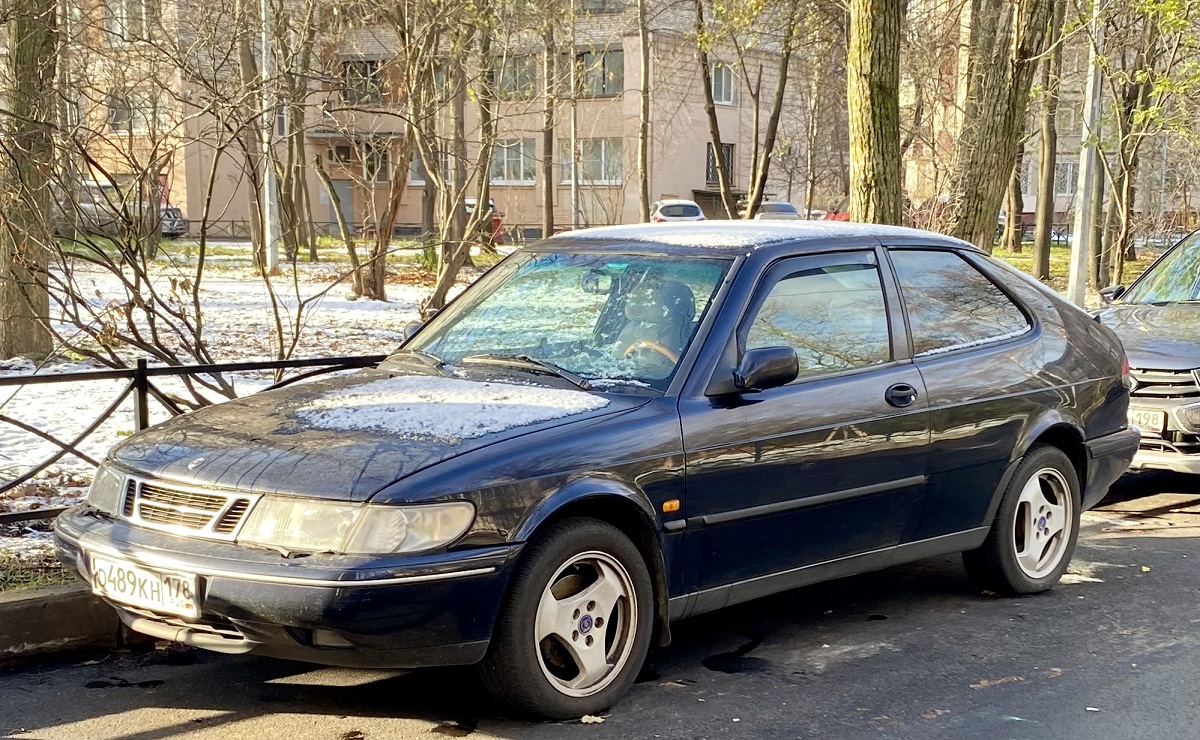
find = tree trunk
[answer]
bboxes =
[1089,163,1105,287]
[636,0,651,222]
[847,0,902,224]
[312,155,364,296]
[1003,148,1025,252]
[1031,0,1063,281]
[745,5,799,218]
[542,28,556,236]
[424,49,470,314]
[942,0,1055,249]
[0,0,57,357]
[693,0,737,218]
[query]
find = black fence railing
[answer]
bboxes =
[0,354,386,521]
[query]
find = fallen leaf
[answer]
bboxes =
[922,708,950,720]
[1141,566,1151,573]
[580,715,605,724]
[970,676,1026,690]
[339,731,365,740]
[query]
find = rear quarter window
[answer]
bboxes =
[890,249,1031,357]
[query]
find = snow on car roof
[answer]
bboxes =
[293,375,610,441]
[550,221,969,251]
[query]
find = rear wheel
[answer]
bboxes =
[963,445,1081,595]
[479,518,653,719]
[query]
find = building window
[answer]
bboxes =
[328,144,353,164]
[711,63,734,105]
[578,0,624,12]
[576,49,624,97]
[408,149,427,185]
[105,0,158,41]
[275,108,288,137]
[561,137,623,184]
[490,139,536,184]
[1053,161,1078,196]
[495,55,536,100]
[106,90,164,134]
[361,141,390,183]
[706,142,734,187]
[341,60,385,104]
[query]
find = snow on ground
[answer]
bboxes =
[295,375,610,440]
[0,258,451,563]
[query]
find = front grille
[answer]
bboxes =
[1140,433,1200,455]
[1130,368,1200,399]
[120,475,259,540]
[140,484,227,512]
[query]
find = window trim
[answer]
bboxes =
[559,136,623,185]
[711,62,735,106]
[490,138,537,186]
[883,245,1036,361]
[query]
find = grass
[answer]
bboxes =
[991,241,1161,294]
[0,550,75,593]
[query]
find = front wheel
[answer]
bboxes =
[963,445,1081,595]
[479,518,653,719]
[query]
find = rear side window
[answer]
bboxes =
[745,253,892,379]
[660,204,701,218]
[889,249,1030,357]
[761,203,797,214]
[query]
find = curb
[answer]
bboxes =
[0,583,122,662]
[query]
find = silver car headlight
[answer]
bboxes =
[86,465,124,515]
[237,497,475,555]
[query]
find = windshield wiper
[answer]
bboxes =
[389,349,446,374]
[462,353,592,391]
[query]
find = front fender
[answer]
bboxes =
[511,474,659,544]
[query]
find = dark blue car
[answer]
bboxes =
[54,222,1138,718]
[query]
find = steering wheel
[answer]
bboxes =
[622,340,679,363]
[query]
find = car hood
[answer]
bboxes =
[109,369,645,501]
[1096,303,1200,370]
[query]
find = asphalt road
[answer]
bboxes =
[1,472,1197,740]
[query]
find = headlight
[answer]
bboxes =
[237,497,475,555]
[1175,402,1200,433]
[86,465,124,514]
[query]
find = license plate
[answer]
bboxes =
[90,555,199,619]
[1129,408,1167,436]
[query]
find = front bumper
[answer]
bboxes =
[53,506,519,668]
[1131,445,1200,474]
[1083,426,1141,508]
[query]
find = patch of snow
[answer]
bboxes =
[293,375,610,440]
[913,327,1032,358]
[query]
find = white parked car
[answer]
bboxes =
[753,202,802,220]
[650,199,706,222]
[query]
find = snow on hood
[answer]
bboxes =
[292,375,610,441]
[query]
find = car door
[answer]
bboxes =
[884,247,1038,542]
[678,247,931,596]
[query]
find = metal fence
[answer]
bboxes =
[0,354,386,524]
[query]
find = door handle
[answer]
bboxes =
[885,383,918,408]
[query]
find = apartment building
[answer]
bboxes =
[3,0,810,239]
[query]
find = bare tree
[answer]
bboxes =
[848,0,902,224]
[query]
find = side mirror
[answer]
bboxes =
[1099,285,1126,304]
[734,347,799,392]
[401,321,424,342]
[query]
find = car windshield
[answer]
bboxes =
[660,204,701,218]
[762,203,797,214]
[404,251,731,392]
[1121,232,1200,304]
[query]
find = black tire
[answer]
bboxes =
[478,518,654,719]
[963,445,1081,595]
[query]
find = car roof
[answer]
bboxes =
[544,221,977,255]
[652,199,701,206]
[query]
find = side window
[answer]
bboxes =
[889,249,1030,357]
[745,255,892,379]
